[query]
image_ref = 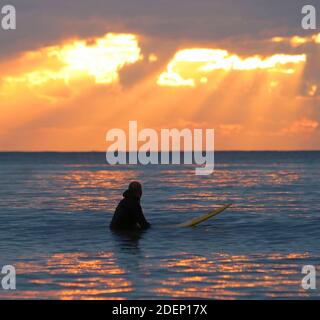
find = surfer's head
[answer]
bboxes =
[128,181,142,198]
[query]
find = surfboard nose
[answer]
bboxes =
[177,204,232,227]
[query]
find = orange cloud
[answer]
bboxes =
[157,49,306,87]
[2,33,142,89]
[282,119,319,134]
[219,124,243,136]
[271,33,320,47]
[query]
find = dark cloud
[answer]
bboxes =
[0,0,319,58]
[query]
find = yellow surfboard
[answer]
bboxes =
[177,204,232,227]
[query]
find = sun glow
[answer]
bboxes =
[0,31,318,151]
[3,33,142,87]
[49,34,142,84]
[157,49,306,87]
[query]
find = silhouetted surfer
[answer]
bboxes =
[110,181,151,230]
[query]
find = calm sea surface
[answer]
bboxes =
[0,152,319,299]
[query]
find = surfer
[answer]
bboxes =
[110,181,151,230]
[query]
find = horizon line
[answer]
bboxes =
[0,150,320,153]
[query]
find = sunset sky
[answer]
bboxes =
[0,0,319,151]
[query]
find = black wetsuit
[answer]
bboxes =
[110,190,151,230]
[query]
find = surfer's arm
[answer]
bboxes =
[136,204,151,229]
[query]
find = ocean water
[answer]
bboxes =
[0,151,319,299]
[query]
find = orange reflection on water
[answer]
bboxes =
[154,252,312,299]
[60,168,139,211]
[162,167,302,213]
[264,171,300,185]
[0,251,314,299]
[9,252,132,300]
